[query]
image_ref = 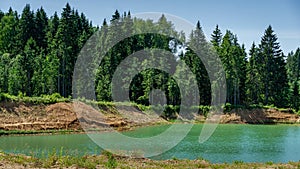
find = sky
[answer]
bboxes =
[1,0,300,54]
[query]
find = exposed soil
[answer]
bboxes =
[220,108,300,124]
[0,101,167,132]
[0,101,299,133]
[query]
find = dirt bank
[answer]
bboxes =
[220,108,300,124]
[0,101,299,132]
[0,101,166,132]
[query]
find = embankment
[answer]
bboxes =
[0,101,299,133]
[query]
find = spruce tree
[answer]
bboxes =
[35,7,48,50]
[258,25,284,106]
[18,4,35,52]
[246,42,262,104]
[211,24,222,47]
[287,48,300,111]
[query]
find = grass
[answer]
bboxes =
[0,92,70,104]
[0,150,299,169]
[1,92,298,115]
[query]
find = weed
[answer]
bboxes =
[102,150,117,169]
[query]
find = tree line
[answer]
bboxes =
[0,4,299,112]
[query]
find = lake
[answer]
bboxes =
[1,124,300,163]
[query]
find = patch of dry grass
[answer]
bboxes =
[0,151,299,169]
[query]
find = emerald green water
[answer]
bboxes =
[1,124,300,163]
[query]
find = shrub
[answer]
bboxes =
[265,161,273,165]
[223,103,232,112]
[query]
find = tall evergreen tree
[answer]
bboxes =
[55,3,77,97]
[18,4,35,52]
[34,7,48,50]
[211,24,222,47]
[219,31,247,105]
[246,42,262,104]
[23,38,38,96]
[188,21,211,105]
[258,25,285,106]
[286,48,300,111]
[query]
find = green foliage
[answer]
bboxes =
[0,93,69,104]
[0,93,4,101]
[0,4,299,120]
[265,161,274,165]
[223,103,233,112]
[286,48,300,111]
[233,160,244,164]
[102,151,117,169]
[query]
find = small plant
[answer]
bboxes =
[102,150,117,169]
[266,161,273,165]
[171,156,179,160]
[233,160,244,164]
[197,156,206,161]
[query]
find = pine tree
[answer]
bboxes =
[246,42,262,104]
[219,31,247,105]
[18,4,35,52]
[55,3,78,97]
[111,10,120,22]
[23,38,38,96]
[47,12,59,47]
[188,21,211,105]
[34,7,48,50]
[286,48,300,111]
[258,25,284,106]
[211,24,222,47]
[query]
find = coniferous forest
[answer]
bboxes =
[0,3,299,114]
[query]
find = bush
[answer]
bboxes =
[223,103,233,112]
[0,93,69,104]
[198,105,210,117]
[161,105,178,120]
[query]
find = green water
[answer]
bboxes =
[1,124,300,163]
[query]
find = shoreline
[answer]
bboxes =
[1,101,300,136]
[2,122,300,137]
[0,151,299,168]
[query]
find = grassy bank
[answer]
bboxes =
[0,151,299,169]
[1,93,299,116]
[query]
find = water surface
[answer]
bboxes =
[1,124,300,163]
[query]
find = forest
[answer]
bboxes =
[0,3,299,114]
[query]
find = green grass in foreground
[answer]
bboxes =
[0,150,300,169]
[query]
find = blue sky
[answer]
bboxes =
[1,0,299,54]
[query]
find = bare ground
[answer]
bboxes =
[0,101,167,132]
[220,108,300,124]
[0,101,299,133]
